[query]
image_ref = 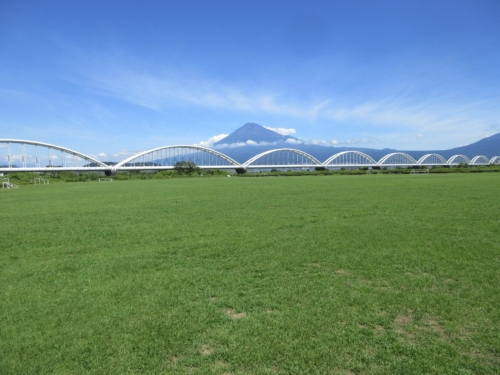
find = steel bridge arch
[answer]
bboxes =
[490,156,500,164]
[469,155,490,165]
[323,151,376,166]
[377,152,417,166]
[417,154,447,165]
[0,139,109,170]
[447,155,470,165]
[243,148,322,168]
[114,145,242,169]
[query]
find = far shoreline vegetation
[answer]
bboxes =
[3,162,500,185]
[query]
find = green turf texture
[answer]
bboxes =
[1,174,499,374]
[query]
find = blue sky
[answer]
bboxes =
[1,0,499,161]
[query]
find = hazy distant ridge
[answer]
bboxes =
[213,123,500,163]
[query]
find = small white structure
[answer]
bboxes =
[34,177,49,185]
[98,178,113,182]
[1,178,19,189]
[410,169,429,174]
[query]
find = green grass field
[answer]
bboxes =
[1,174,499,374]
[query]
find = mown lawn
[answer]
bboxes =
[1,174,499,374]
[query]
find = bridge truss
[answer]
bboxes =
[114,145,241,170]
[1,139,498,174]
[324,151,376,167]
[0,139,109,172]
[243,149,322,169]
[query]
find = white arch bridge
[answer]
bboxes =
[1,139,498,174]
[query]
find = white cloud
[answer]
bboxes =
[307,139,339,146]
[194,133,228,148]
[112,150,140,158]
[62,49,500,150]
[197,134,299,149]
[71,57,337,121]
[305,138,376,146]
[5,154,23,162]
[213,140,282,149]
[264,126,297,136]
[82,65,497,146]
[89,152,108,160]
[418,134,424,138]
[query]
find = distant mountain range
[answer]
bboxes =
[214,123,500,164]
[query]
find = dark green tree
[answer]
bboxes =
[174,161,200,175]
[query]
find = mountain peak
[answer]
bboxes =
[214,123,299,146]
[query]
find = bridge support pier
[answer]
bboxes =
[235,168,247,174]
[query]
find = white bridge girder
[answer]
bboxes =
[324,151,377,166]
[447,155,470,165]
[1,139,498,173]
[243,148,322,168]
[417,154,448,165]
[470,155,489,165]
[116,165,238,171]
[377,152,418,166]
[245,164,320,169]
[114,145,242,169]
[0,139,110,173]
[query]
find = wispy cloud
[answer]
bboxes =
[305,137,377,146]
[194,133,228,148]
[0,89,45,102]
[89,152,107,160]
[43,46,500,151]
[195,132,306,149]
[112,150,141,159]
[214,140,282,149]
[75,64,326,119]
[264,126,297,136]
[73,59,500,140]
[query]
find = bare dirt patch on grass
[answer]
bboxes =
[394,309,414,337]
[213,360,230,372]
[424,317,447,339]
[200,345,213,355]
[330,369,355,375]
[375,325,386,333]
[225,309,246,319]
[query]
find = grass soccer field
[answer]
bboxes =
[1,174,499,374]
